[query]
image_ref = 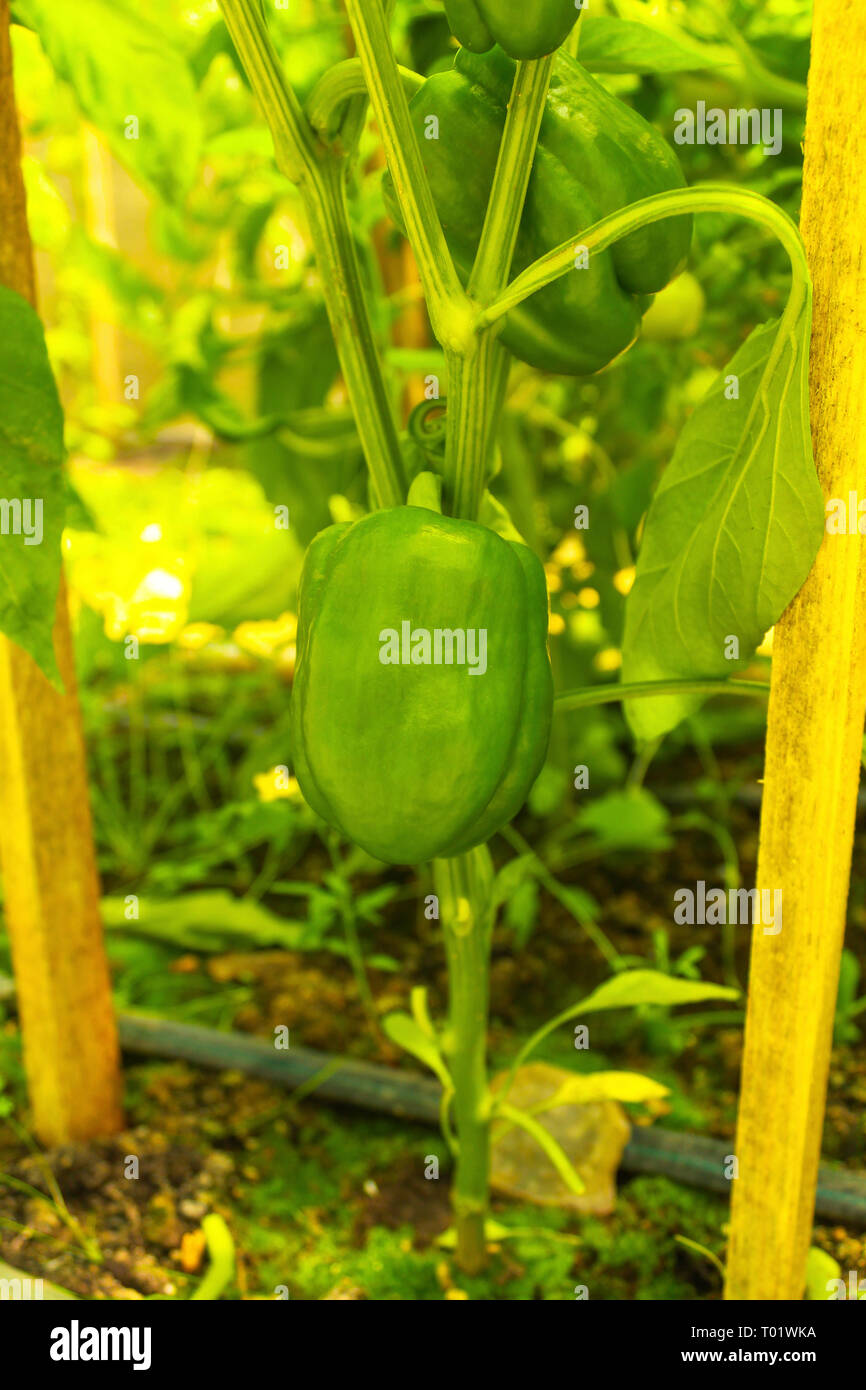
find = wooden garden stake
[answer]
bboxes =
[725,0,866,1300]
[0,1,123,1144]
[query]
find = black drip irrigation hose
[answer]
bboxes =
[1,975,863,1226]
[114,1012,866,1228]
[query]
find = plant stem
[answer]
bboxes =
[476,184,808,331]
[306,58,423,144]
[433,57,557,1272]
[447,57,553,520]
[218,0,404,506]
[303,160,405,506]
[343,0,469,349]
[434,849,493,1275]
[500,824,622,967]
[469,56,554,304]
[554,676,769,713]
[445,335,508,519]
[219,0,317,183]
[326,842,382,1041]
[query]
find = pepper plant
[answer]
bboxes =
[212,0,825,1274]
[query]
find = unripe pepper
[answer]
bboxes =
[291,504,553,864]
[443,0,581,60]
[640,270,705,341]
[384,46,692,375]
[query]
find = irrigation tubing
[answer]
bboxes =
[2,979,863,1224]
[114,1011,866,1227]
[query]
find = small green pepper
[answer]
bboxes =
[444,0,581,60]
[384,46,692,375]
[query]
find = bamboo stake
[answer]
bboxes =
[0,1,122,1143]
[725,0,866,1300]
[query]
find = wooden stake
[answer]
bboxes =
[725,0,866,1300]
[0,1,122,1143]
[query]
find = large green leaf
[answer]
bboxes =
[13,0,201,202]
[101,890,306,952]
[579,16,732,75]
[622,306,824,740]
[0,287,65,684]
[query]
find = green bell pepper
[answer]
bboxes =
[443,0,581,60]
[291,504,553,864]
[383,46,692,375]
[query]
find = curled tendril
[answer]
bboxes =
[408,399,448,463]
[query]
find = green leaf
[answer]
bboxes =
[491,854,536,912]
[553,884,599,925]
[579,16,733,75]
[674,1235,725,1281]
[574,971,739,1016]
[382,1012,453,1090]
[406,471,443,514]
[504,877,540,951]
[366,954,400,973]
[355,884,400,924]
[191,1214,235,1302]
[540,1070,670,1109]
[101,890,305,952]
[14,0,201,202]
[478,490,526,544]
[805,1247,843,1301]
[575,788,671,853]
[497,1103,585,1195]
[510,970,739,1079]
[0,286,65,684]
[410,986,437,1041]
[623,306,823,740]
